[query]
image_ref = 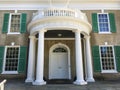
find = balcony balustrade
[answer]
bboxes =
[28,8,92,35]
[32,8,88,22]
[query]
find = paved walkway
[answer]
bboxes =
[3,79,120,90]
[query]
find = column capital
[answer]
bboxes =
[84,35,91,39]
[29,35,36,39]
[72,30,81,33]
[38,29,47,33]
[29,36,37,41]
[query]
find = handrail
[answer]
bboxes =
[32,8,88,22]
[0,80,7,90]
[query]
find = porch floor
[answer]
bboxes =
[3,78,120,90]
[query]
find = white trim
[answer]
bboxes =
[112,45,117,72]
[101,9,104,13]
[98,32,112,34]
[7,13,11,34]
[2,47,7,73]
[15,10,18,13]
[49,43,71,79]
[44,38,75,40]
[101,70,117,73]
[100,45,114,47]
[7,13,21,35]
[108,13,111,33]
[2,46,20,74]
[0,3,119,10]
[2,71,18,74]
[28,18,91,35]
[99,45,117,73]
[7,33,20,35]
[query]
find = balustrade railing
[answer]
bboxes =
[43,9,75,17]
[0,80,6,90]
[32,8,88,21]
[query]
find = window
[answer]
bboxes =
[92,13,116,33]
[9,14,21,34]
[2,13,27,34]
[0,46,27,74]
[100,46,116,73]
[3,46,20,74]
[92,45,120,73]
[98,14,110,33]
[53,47,67,52]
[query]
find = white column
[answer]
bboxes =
[74,30,87,85]
[33,30,46,85]
[25,36,36,82]
[85,36,95,82]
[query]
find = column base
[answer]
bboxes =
[73,80,87,85]
[86,78,95,82]
[25,78,34,83]
[32,80,46,85]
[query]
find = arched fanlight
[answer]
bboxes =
[53,47,67,52]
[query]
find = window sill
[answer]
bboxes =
[7,33,20,35]
[99,32,112,34]
[2,71,18,74]
[101,70,117,73]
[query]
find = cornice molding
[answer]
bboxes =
[0,0,120,3]
[0,1,119,10]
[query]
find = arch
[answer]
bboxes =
[28,17,92,36]
[49,43,70,53]
[53,47,67,53]
[81,31,89,36]
[49,43,71,79]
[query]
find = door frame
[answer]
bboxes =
[49,43,71,79]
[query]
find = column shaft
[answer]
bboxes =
[33,30,46,85]
[25,36,36,82]
[85,36,95,82]
[74,31,87,85]
[83,38,87,81]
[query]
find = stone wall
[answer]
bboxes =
[0,10,120,80]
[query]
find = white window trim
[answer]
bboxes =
[2,71,18,74]
[99,32,112,34]
[101,70,117,73]
[99,45,117,73]
[7,13,21,35]
[97,13,111,34]
[2,46,20,74]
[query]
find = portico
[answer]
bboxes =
[25,8,95,85]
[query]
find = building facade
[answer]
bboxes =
[0,0,120,85]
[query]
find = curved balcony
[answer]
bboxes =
[32,8,88,22]
[28,8,92,35]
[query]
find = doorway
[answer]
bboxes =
[49,43,71,79]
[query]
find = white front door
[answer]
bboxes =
[49,52,69,79]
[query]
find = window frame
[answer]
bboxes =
[97,13,111,34]
[99,45,117,73]
[2,46,20,74]
[7,13,21,34]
